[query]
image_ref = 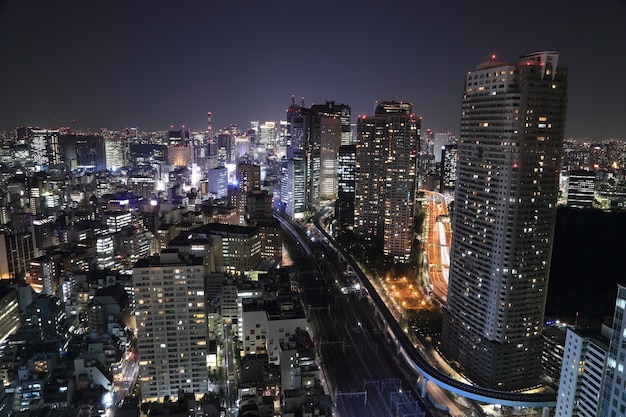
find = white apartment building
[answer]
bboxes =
[133,249,208,401]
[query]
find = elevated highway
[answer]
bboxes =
[305,209,557,411]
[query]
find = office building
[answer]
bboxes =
[440,144,458,194]
[104,136,127,170]
[167,223,262,275]
[30,129,61,171]
[283,101,321,213]
[566,170,595,209]
[432,132,453,163]
[319,116,341,201]
[58,134,106,171]
[206,167,228,199]
[354,101,420,261]
[310,100,351,146]
[257,121,277,151]
[236,163,261,193]
[441,51,568,389]
[133,249,208,402]
[0,225,37,280]
[280,153,306,219]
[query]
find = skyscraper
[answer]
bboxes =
[319,116,341,201]
[280,101,320,217]
[354,101,420,261]
[440,144,458,194]
[441,51,567,389]
[336,144,356,230]
[280,99,348,217]
[133,249,208,401]
[310,100,352,146]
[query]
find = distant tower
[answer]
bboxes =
[207,111,212,134]
[566,169,595,208]
[440,144,458,194]
[441,51,568,390]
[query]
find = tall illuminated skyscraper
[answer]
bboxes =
[441,51,568,389]
[354,101,419,261]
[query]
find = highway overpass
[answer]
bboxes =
[296,209,558,412]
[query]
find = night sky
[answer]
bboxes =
[1,0,625,139]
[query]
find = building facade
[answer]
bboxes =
[354,101,420,261]
[133,250,208,401]
[566,169,595,209]
[335,144,356,230]
[441,51,568,389]
[599,285,626,417]
[555,328,607,417]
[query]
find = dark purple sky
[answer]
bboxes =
[1,0,625,139]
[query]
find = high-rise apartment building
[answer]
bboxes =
[598,285,626,417]
[336,144,356,229]
[133,249,208,402]
[441,51,568,389]
[354,101,420,261]
[555,328,608,417]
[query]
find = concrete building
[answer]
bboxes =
[354,101,420,261]
[555,328,607,417]
[441,51,568,389]
[132,249,208,401]
[206,167,228,199]
[265,296,307,365]
[0,286,20,344]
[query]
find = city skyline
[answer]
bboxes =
[1,0,625,139]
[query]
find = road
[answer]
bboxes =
[423,191,451,304]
